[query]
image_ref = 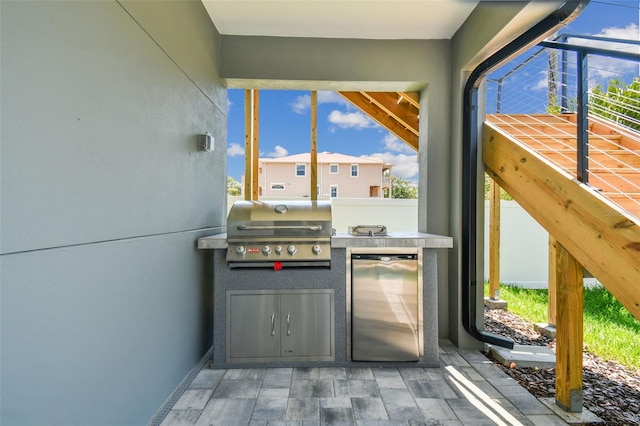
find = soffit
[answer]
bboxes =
[202,0,478,40]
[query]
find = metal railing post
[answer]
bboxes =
[496,80,502,113]
[576,51,589,184]
[560,35,568,112]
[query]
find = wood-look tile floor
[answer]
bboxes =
[157,342,572,426]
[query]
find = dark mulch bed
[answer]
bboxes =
[484,308,640,425]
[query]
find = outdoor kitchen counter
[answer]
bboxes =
[331,231,453,248]
[197,231,453,249]
[198,232,452,368]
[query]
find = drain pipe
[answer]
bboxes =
[461,0,588,348]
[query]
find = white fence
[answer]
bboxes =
[227,196,598,288]
[227,196,418,234]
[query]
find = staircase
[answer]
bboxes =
[486,113,640,218]
[483,113,640,322]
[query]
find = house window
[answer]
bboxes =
[329,164,339,174]
[351,164,359,177]
[296,164,306,177]
[271,183,285,190]
[330,185,338,198]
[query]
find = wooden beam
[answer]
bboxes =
[360,92,419,136]
[398,92,420,109]
[554,241,584,412]
[338,91,418,150]
[251,90,260,201]
[548,235,557,326]
[489,178,501,300]
[483,122,640,321]
[244,90,252,200]
[310,91,318,201]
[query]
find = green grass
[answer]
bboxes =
[485,283,640,372]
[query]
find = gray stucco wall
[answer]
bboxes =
[220,35,454,341]
[448,2,564,348]
[1,1,226,424]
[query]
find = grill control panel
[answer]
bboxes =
[226,241,331,264]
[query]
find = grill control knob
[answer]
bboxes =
[287,245,297,255]
[235,245,246,256]
[275,245,284,255]
[312,244,322,255]
[261,245,272,255]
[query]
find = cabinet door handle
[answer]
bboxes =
[286,313,291,336]
[271,313,276,336]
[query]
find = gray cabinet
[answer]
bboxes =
[227,290,334,362]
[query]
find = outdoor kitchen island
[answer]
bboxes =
[198,231,453,369]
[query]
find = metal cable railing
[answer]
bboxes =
[486,33,640,219]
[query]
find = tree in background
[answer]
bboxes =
[589,77,640,131]
[391,176,418,199]
[227,176,241,196]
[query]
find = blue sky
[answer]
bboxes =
[226,1,639,183]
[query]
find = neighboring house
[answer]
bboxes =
[254,152,392,199]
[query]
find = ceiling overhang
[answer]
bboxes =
[202,1,478,40]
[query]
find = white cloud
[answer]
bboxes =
[530,69,549,91]
[227,143,244,157]
[262,145,289,158]
[382,133,416,154]
[290,91,349,114]
[291,95,310,114]
[364,152,419,179]
[595,23,639,44]
[569,24,640,83]
[318,91,348,105]
[327,110,376,130]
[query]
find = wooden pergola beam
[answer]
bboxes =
[360,92,419,136]
[338,91,419,150]
[548,235,558,326]
[251,90,259,201]
[310,91,318,201]
[398,92,420,109]
[244,90,252,200]
[488,178,501,300]
[243,89,260,201]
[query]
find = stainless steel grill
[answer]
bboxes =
[226,200,332,268]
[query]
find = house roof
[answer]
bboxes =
[261,152,389,166]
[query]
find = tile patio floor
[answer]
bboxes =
[154,341,573,426]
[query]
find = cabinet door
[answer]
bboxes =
[229,293,280,359]
[280,293,332,358]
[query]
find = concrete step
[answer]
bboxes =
[488,344,556,369]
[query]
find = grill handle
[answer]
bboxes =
[236,225,322,231]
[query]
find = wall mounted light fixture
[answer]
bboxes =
[198,133,214,152]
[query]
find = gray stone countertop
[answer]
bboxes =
[198,232,453,249]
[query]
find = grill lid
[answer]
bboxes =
[227,200,332,240]
[226,200,332,267]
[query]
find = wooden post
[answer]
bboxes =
[548,235,557,326]
[489,178,501,300]
[310,91,318,200]
[555,241,584,413]
[244,90,252,200]
[251,90,260,201]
